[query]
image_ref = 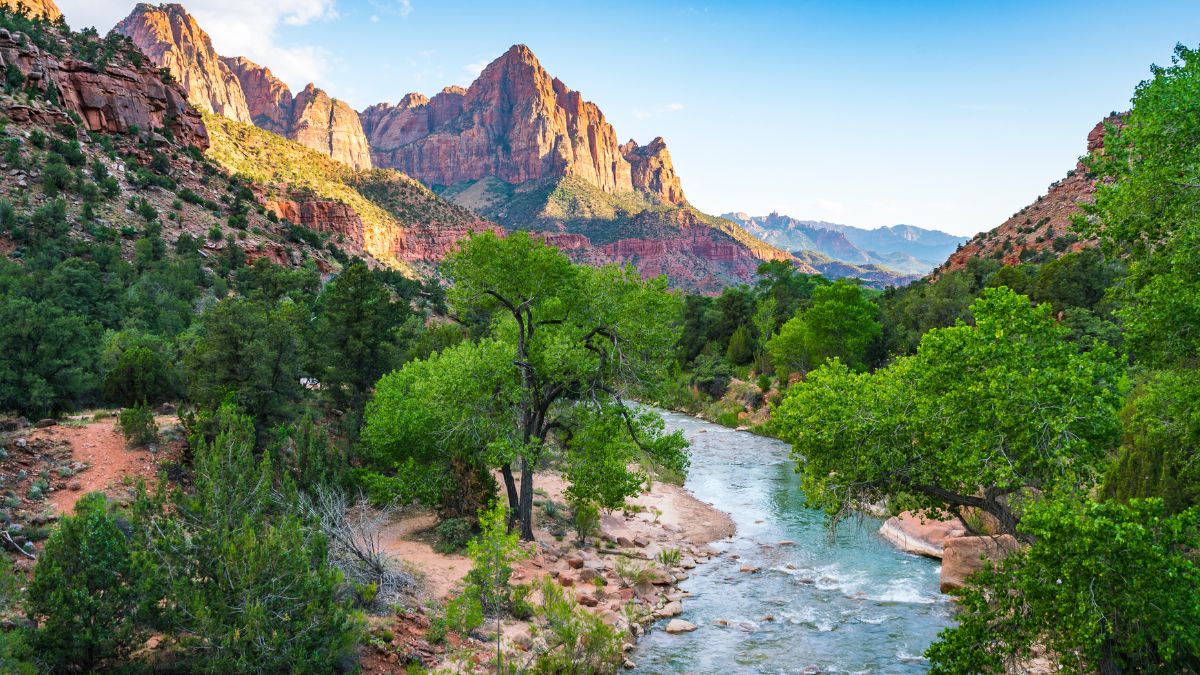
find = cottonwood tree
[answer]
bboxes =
[364,232,687,539]
[774,287,1123,538]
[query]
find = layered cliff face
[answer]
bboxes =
[367,45,635,192]
[2,0,60,21]
[621,137,685,205]
[114,3,252,124]
[939,117,1116,273]
[221,56,291,134]
[289,84,373,171]
[116,4,371,169]
[0,24,206,147]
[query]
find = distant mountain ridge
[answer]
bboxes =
[722,212,966,275]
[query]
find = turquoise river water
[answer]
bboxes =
[632,409,954,674]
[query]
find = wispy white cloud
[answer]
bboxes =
[370,15,381,23]
[460,59,488,85]
[55,0,341,90]
[634,102,687,119]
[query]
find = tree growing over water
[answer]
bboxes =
[774,287,1123,537]
[363,232,688,539]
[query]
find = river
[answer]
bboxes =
[633,410,953,674]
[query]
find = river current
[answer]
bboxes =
[633,410,953,674]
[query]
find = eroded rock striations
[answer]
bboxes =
[0,24,206,148]
[621,137,685,205]
[364,45,638,193]
[114,3,251,124]
[116,3,371,169]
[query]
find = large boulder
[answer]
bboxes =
[878,510,966,558]
[939,535,1020,593]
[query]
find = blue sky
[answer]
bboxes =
[57,0,1200,236]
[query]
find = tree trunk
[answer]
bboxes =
[500,463,519,517]
[518,456,535,541]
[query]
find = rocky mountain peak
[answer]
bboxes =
[621,136,686,205]
[114,3,252,124]
[2,0,61,21]
[289,84,373,171]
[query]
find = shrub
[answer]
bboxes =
[571,499,600,545]
[434,517,474,554]
[26,493,150,672]
[102,345,177,406]
[530,577,623,675]
[656,547,682,566]
[118,403,157,447]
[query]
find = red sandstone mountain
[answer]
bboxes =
[363,45,635,192]
[0,21,205,147]
[621,137,686,205]
[940,116,1117,273]
[114,3,252,124]
[115,3,371,169]
[2,0,60,22]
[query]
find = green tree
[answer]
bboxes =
[183,298,305,435]
[767,279,881,374]
[367,232,686,540]
[0,296,100,417]
[927,499,1200,674]
[27,493,150,671]
[310,263,407,432]
[132,406,363,673]
[1103,369,1200,514]
[774,288,1123,537]
[750,295,777,372]
[724,324,753,365]
[463,501,529,669]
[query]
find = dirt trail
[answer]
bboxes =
[32,417,170,515]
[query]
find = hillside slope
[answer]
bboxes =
[203,115,498,274]
[938,116,1117,273]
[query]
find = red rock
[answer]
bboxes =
[939,115,1120,273]
[366,45,633,193]
[564,553,585,569]
[621,137,685,205]
[576,592,598,607]
[221,55,292,135]
[2,0,59,21]
[114,3,252,124]
[0,27,206,149]
[939,535,1020,593]
[878,510,966,559]
[288,84,373,170]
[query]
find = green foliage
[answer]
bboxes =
[362,338,513,516]
[118,402,158,447]
[132,406,364,673]
[310,262,408,433]
[927,499,1200,673]
[530,577,623,674]
[570,499,600,545]
[27,493,150,671]
[725,324,753,364]
[433,517,475,554]
[1103,369,1200,514]
[768,279,881,374]
[0,296,100,417]
[184,297,305,435]
[101,340,179,406]
[775,288,1123,535]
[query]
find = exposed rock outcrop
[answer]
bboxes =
[114,3,252,124]
[878,511,966,558]
[0,25,206,148]
[221,56,291,135]
[621,137,685,205]
[2,0,60,21]
[289,84,373,171]
[939,535,1020,593]
[366,45,635,192]
[939,116,1119,273]
[116,4,370,169]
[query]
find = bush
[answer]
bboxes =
[571,499,599,546]
[27,493,150,672]
[118,403,157,447]
[434,517,474,554]
[530,578,623,675]
[102,344,177,406]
